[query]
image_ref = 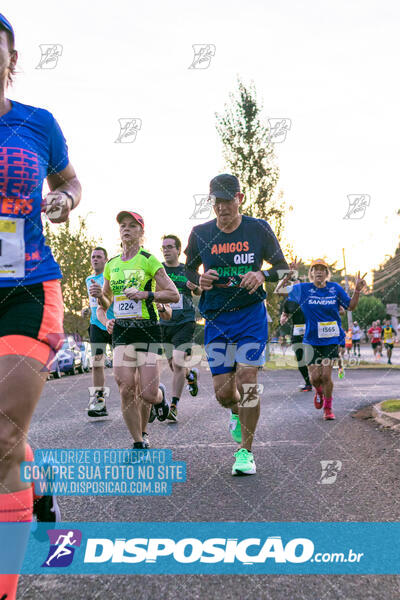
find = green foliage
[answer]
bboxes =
[265,282,281,335]
[215,78,285,237]
[352,295,387,329]
[381,399,400,413]
[44,218,97,337]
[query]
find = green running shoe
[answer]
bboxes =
[229,413,242,443]
[338,367,345,380]
[167,404,178,422]
[232,448,256,476]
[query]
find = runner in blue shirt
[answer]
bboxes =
[185,173,289,476]
[282,259,366,420]
[82,247,114,418]
[0,13,81,600]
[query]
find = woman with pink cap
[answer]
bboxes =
[94,210,180,449]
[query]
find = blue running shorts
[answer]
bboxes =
[204,301,268,375]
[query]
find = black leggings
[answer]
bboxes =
[293,339,311,386]
[353,340,361,354]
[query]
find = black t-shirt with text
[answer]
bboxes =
[161,263,195,326]
[185,215,288,318]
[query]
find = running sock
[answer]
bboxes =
[0,487,33,600]
[299,365,310,386]
[171,397,179,406]
[323,396,333,407]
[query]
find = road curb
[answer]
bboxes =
[372,401,400,430]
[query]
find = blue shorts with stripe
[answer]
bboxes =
[204,301,268,375]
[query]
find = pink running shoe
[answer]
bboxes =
[323,397,335,420]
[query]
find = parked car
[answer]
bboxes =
[105,344,113,368]
[79,342,92,372]
[56,337,84,375]
[47,354,62,379]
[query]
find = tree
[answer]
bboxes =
[373,243,400,305]
[351,296,387,330]
[215,78,286,236]
[44,217,98,338]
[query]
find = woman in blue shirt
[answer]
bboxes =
[0,14,81,599]
[282,259,366,420]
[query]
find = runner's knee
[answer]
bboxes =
[141,385,160,405]
[309,372,321,386]
[115,379,135,399]
[215,389,237,409]
[320,371,332,384]
[0,422,24,471]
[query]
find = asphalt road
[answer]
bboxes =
[18,362,400,600]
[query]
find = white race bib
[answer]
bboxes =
[170,294,183,310]
[318,321,339,338]
[293,324,306,336]
[0,217,25,278]
[113,295,143,319]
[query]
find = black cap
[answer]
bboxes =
[209,174,240,201]
[0,14,15,44]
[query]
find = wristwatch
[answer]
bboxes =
[147,291,155,302]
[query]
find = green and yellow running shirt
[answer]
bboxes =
[104,248,163,322]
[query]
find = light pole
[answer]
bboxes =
[342,248,353,328]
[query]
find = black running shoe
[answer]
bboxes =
[88,391,108,417]
[132,441,148,450]
[155,383,170,422]
[186,368,199,397]
[33,494,61,523]
[300,384,312,392]
[32,494,61,541]
[148,404,157,423]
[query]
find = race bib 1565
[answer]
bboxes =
[318,321,339,338]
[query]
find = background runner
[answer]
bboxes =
[83,247,114,417]
[160,234,201,422]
